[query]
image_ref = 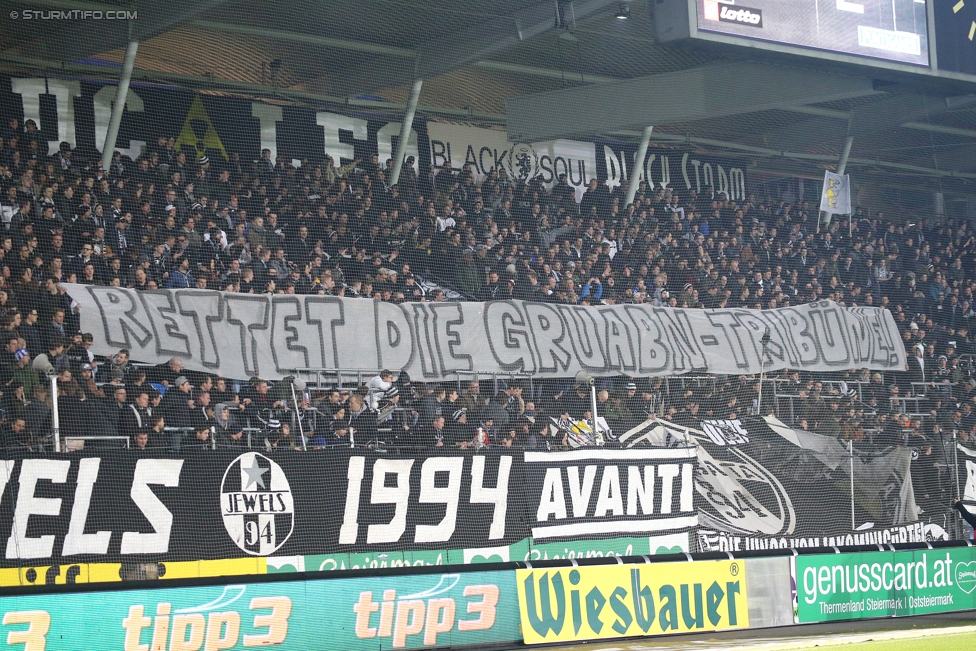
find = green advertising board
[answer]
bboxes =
[265,534,689,573]
[0,570,519,651]
[795,547,976,623]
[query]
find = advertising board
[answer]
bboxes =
[0,570,519,650]
[516,560,748,644]
[794,547,976,622]
[0,450,698,573]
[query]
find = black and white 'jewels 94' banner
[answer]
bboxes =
[66,285,906,382]
[0,449,700,567]
[0,436,931,567]
[221,452,296,556]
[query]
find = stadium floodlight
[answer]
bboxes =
[615,2,630,19]
[575,371,601,444]
[32,354,55,376]
[574,370,595,386]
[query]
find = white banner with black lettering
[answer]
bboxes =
[65,285,907,381]
[427,123,597,201]
[426,123,750,204]
[525,448,697,541]
[0,449,688,567]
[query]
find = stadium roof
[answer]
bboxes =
[3,0,976,198]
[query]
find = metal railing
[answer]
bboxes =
[163,424,295,451]
[284,367,541,398]
[890,396,929,418]
[284,368,381,391]
[164,426,210,450]
[665,376,717,398]
[912,381,954,400]
[447,370,535,398]
[767,379,880,425]
[61,435,130,450]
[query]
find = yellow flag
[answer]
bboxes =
[175,95,228,162]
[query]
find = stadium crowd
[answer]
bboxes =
[0,115,973,484]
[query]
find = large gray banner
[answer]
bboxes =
[65,285,907,381]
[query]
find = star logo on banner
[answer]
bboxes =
[221,453,295,555]
[243,457,268,490]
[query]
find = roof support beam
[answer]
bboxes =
[189,20,416,58]
[470,60,619,85]
[782,104,976,140]
[301,0,619,97]
[918,142,976,172]
[901,122,976,138]
[191,18,624,93]
[505,62,879,142]
[101,40,138,170]
[390,79,423,186]
[0,54,507,124]
[624,126,653,207]
[415,0,617,81]
[766,93,976,148]
[781,106,976,139]
[604,130,976,179]
[8,6,626,96]
[837,136,854,176]
[781,105,851,120]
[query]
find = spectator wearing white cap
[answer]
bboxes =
[78,363,105,400]
[376,384,400,422]
[447,408,475,447]
[265,420,299,451]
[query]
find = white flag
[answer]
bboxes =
[820,171,851,214]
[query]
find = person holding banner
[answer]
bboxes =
[952,500,976,539]
[335,393,377,447]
